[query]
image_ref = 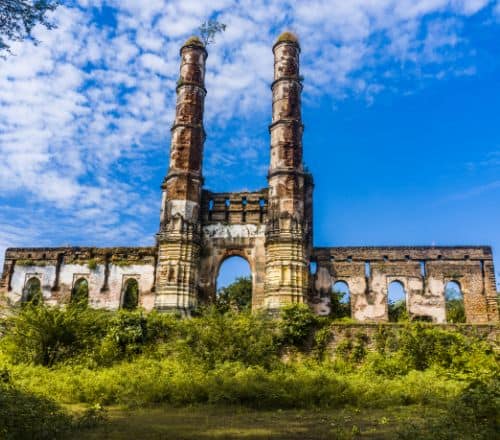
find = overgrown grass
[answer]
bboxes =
[0,303,498,439]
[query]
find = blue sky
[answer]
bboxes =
[0,1,499,289]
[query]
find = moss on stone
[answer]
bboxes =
[276,31,299,44]
[16,259,47,267]
[183,36,205,48]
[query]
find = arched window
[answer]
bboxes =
[23,277,43,305]
[122,278,139,310]
[331,281,351,319]
[216,256,252,312]
[445,281,465,323]
[71,278,89,306]
[388,280,408,322]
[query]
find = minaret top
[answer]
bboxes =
[180,36,207,56]
[274,31,300,50]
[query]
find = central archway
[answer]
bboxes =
[215,256,252,312]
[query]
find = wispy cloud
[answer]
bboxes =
[448,180,500,200]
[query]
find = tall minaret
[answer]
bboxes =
[264,32,312,309]
[155,37,207,313]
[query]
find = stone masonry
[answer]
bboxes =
[1,32,498,323]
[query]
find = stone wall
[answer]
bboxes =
[323,323,500,354]
[1,247,156,310]
[312,246,498,323]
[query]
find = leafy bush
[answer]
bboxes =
[215,276,252,313]
[329,289,351,320]
[1,303,108,366]
[389,299,409,322]
[173,307,278,368]
[279,303,317,348]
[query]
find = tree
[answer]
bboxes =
[445,285,465,323]
[329,289,351,320]
[215,276,252,313]
[198,19,226,46]
[0,0,60,55]
[388,299,409,322]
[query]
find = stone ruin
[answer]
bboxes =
[1,33,498,324]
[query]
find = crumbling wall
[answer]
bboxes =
[1,247,156,310]
[312,246,498,323]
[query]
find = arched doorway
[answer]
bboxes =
[215,256,252,312]
[331,281,351,319]
[445,281,465,323]
[71,278,89,306]
[388,280,408,322]
[23,277,43,305]
[122,278,139,310]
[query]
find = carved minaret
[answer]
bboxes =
[264,32,312,309]
[155,37,207,313]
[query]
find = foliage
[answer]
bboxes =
[87,258,98,270]
[445,285,466,323]
[329,289,351,319]
[1,303,108,366]
[72,278,89,305]
[122,279,139,310]
[173,307,278,368]
[388,299,409,322]
[198,19,226,46]
[0,368,106,439]
[0,304,497,439]
[279,303,317,349]
[397,376,500,439]
[24,277,43,305]
[0,0,61,55]
[215,276,252,313]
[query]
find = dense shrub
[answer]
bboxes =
[172,307,278,368]
[1,303,108,366]
[278,303,317,348]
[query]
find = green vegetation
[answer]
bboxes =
[388,299,409,322]
[198,20,226,46]
[71,278,89,305]
[215,276,252,312]
[0,0,61,55]
[23,277,43,305]
[0,297,498,439]
[330,289,351,320]
[87,258,98,270]
[122,279,139,310]
[446,283,466,323]
[277,31,299,44]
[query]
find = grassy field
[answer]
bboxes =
[75,404,446,439]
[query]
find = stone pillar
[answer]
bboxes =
[264,32,311,310]
[155,37,207,313]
